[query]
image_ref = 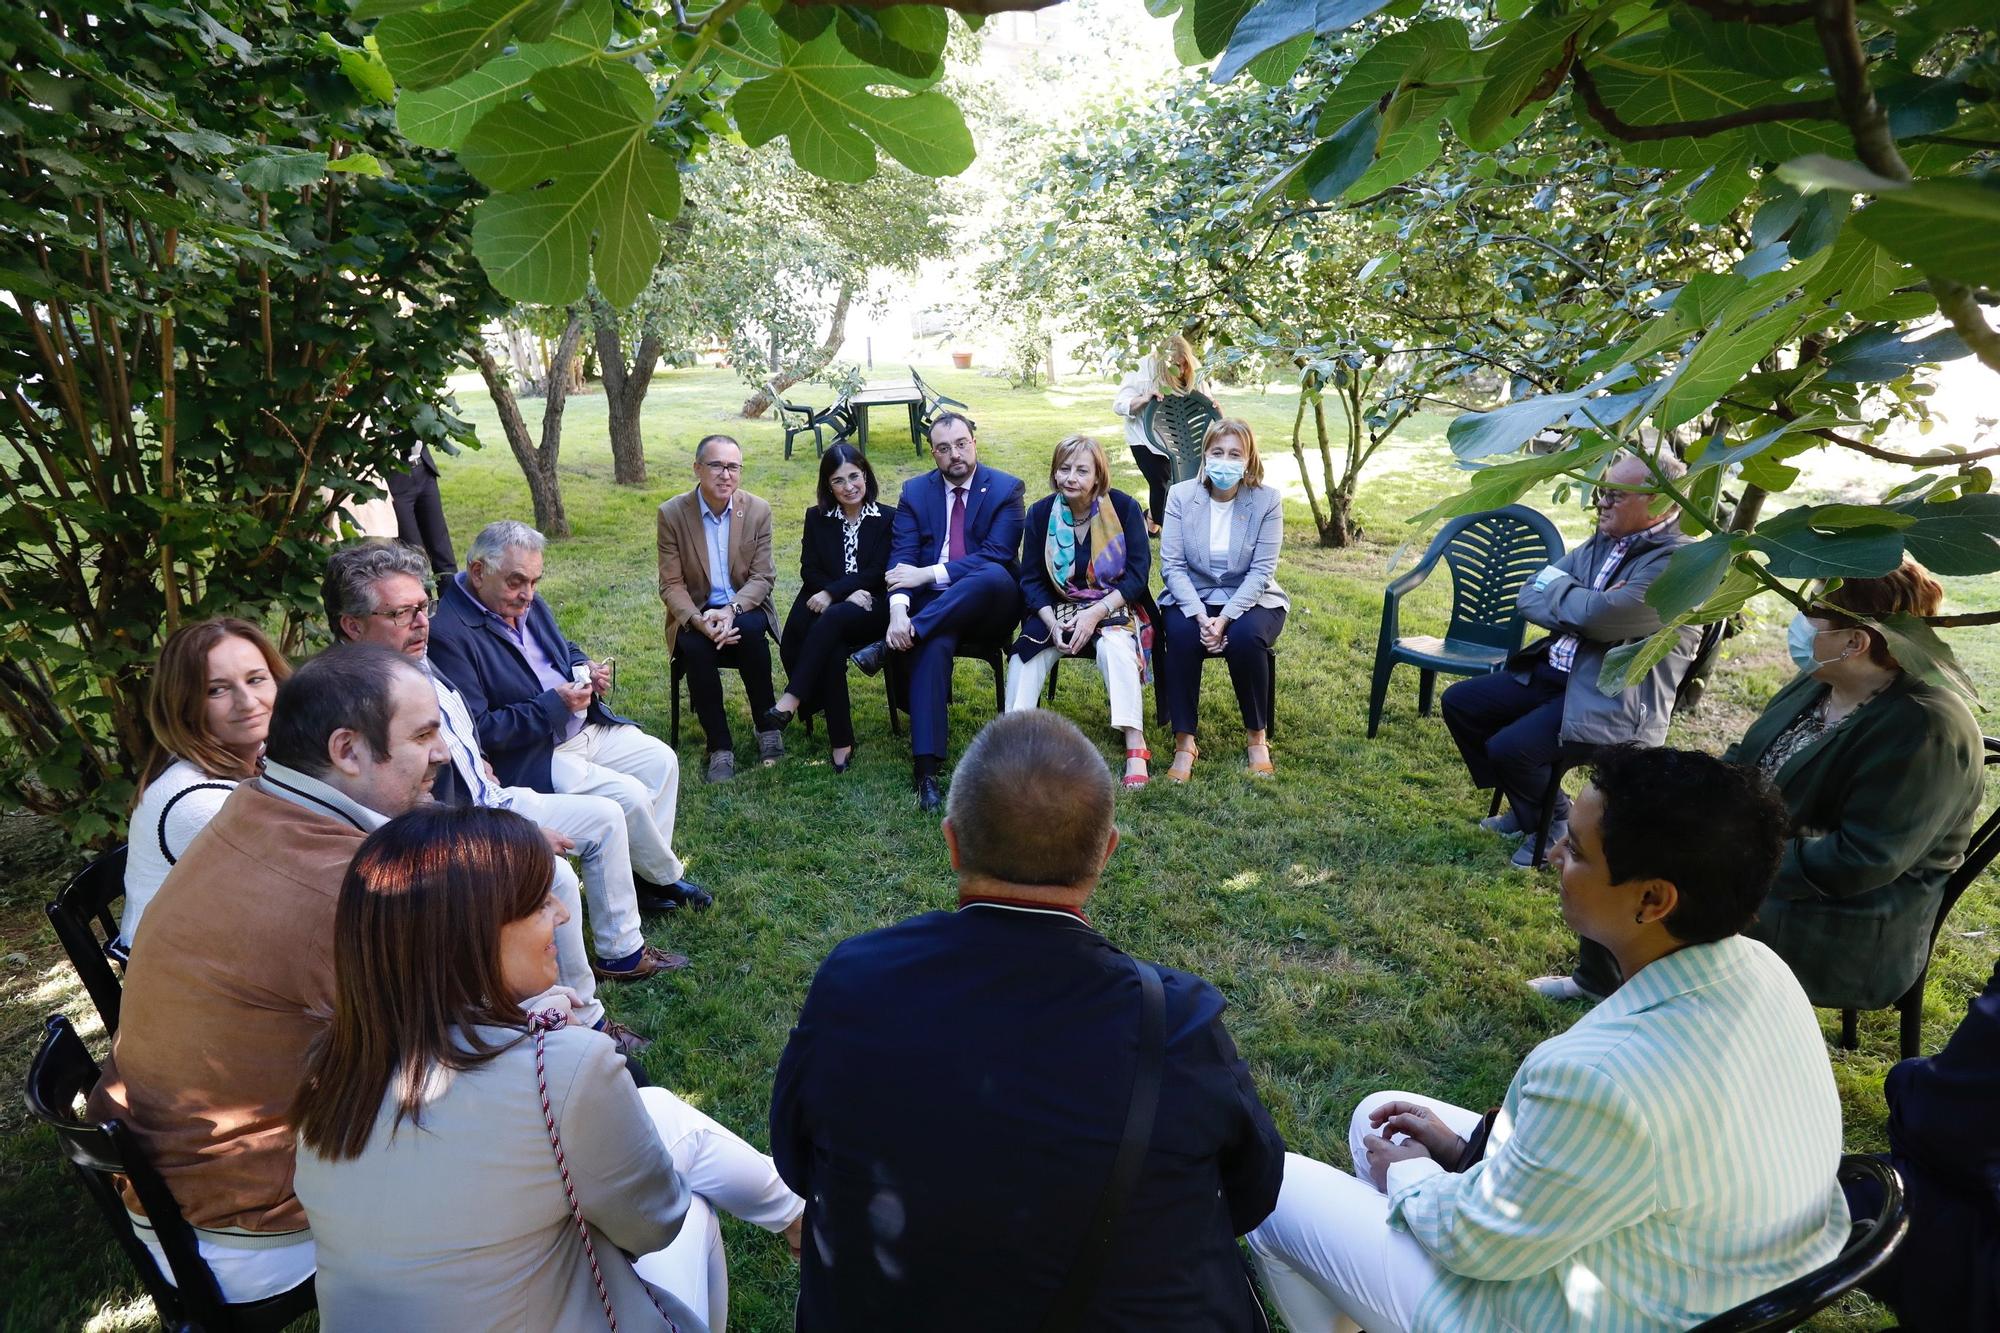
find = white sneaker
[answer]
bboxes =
[1527,974,1592,1001]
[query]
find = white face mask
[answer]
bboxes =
[1786,613,1853,674]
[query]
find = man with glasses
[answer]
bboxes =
[325,540,685,1024]
[657,433,782,783]
[428,519,713,917]
[851,413,1025,811]
[1440,449,1699,889]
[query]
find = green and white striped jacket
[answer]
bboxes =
[1387,935,1850,1331]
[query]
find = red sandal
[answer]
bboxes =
[1123,747,1152,789]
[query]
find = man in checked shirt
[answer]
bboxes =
[1442,449,1698,882]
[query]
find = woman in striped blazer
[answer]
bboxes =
[1248,746,1852,1333]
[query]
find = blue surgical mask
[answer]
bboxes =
[1205,459,1245,490]
[1786,613,1849,674]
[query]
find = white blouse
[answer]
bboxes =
[121,758,239,948]
[1207,495,1236,564]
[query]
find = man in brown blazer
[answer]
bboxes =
[658,433,782,782]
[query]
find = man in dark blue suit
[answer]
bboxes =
[853,412,1025,811]
[771,711,1285,1331]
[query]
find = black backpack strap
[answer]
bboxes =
[155,781,235,865]
[1041,955,1167,1333]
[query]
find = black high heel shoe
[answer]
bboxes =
[761,705,795,732]
[831,743,857,774]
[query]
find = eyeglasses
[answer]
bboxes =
[701,461,743,475]
[368,599,436,627]
[1589,486,1648,509]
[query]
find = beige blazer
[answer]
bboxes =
[656,488,776,655]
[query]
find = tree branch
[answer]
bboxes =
[1926,611,2000,627]
[1571,61,1838,142]
[1681,0,1817,23]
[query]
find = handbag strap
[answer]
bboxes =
[1040,955,1167,1333]
[529,1011,678,1333]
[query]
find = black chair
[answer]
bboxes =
[24,1014,317,1332]
[1838,734,2000,1059]
[884,637,1006,738]
[1507,617,1730,868]
[1687,1155,1908,1332]
[1367,505,1565,738]
[910,365,968,439]
[46,845,130,1035]
[1139,391,1222,485]
[668,615,786,749]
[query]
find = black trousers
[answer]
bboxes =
[1160,603,1284,736]
[779,595,889,749]
[1439,659,1572,831]
[1128,446,1172,524]
[386,464,456,574]
[676,607,777,753]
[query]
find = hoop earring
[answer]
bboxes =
[1633,911,1645,924]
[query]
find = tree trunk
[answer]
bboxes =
[1288,392,1331,538]
[740,277,856,419]
[1727,483,1768,532]
[1313,395,1358,548]
[592,300,662,486]
[473,310,584,538]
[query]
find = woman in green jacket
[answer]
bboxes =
[1727,558,1986,1011]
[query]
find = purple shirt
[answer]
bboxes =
[454,572,585,743]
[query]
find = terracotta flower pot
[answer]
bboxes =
[950,351,972,370]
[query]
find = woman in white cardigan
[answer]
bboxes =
[1112,332,1206,534]
[293,806,801,1332]
[121,617,290,950]
[1158,417,1288,780]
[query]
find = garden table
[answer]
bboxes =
[844,383,927,453]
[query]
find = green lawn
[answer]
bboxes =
[0,363,1992,1331]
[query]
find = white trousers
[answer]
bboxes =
[631,1086,805,1333]
[1004,627,1144,732]
[547,858,606,1029]
[551,723,684,886]
[508,786,644,961]
[1247,1090,1478,1333]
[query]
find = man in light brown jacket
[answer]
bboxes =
[657,433,781,783]
[87,644,449,1302]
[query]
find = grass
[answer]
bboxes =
[0,363,1993,1331]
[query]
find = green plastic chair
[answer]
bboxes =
[1140,391,1222,484]
[1367,504,1565,738]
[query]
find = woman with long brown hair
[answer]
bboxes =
[119,617,290,949]
[1113,332,1207,534]
[292,806,800,1332]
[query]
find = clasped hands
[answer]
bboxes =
[1360,1101,1466,1193]
[697,605,741,647]
[1196,612,1230,655]
[806,589,873,615]
[1046,604,1110,656]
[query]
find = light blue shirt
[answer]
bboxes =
[1385,935,1850,1331]
[702,499,735,609]
[454,572,583,743]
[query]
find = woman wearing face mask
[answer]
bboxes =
[1716,558,1985,1015]
[763,444,891,772]
[1157,418,1289,781]
[1004,434,1156,787]
[121,617,292,952]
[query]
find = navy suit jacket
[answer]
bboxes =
[1880,956,2000,1326]
[771,903,1285,1332]
[425,576,632,791]
[888,463,1026,584]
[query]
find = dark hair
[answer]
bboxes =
[293,806,553,1160]
[137,617,292,791]
[323,539,434,642]
[816,442,879,509]
[264,644,419,778]
[927,411,976,443]
[695,433,739,463]
[947,712,1115,888]
[1587,745,1790,945]
[1812,557,1946,669]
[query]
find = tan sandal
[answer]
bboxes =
[1246,741,1274,777]
[1166,740,1199,783]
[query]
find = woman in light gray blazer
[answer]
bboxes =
[293,807,801,1333]
[1159,417,1289,780]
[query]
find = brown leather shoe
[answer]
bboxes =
[599,1019,653,1056]
[591,943,690,981]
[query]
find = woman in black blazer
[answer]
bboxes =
[763,444,891,771]
[1002,434,1156,787]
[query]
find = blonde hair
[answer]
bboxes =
[1047,433,1111,503]
[136,618,292,794]
[1201,417,1264,490]
[1153,334,1198,395]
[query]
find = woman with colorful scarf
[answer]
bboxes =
[1003,434,1156,788]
